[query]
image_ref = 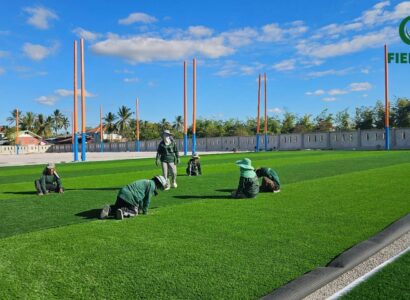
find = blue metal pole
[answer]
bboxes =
[385,127,390,150]
[136,140,140,152]
[16,144,19,155]
[74,133,78,161]
[184,133,188,156]
[101,141,104,152]
[81,133,86,161]
[264,133,268,151]
[192,133,196,155]
[255,134,260,152]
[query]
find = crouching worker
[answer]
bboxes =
[186,153,202,176]
[34,163,64,196]
[231,158,259,199]
[256,167,281,193]
[100,175,167,220]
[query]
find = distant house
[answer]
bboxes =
[0,126,8,145]
[14,130,45,145]
[87,126,123,142]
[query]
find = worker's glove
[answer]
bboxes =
[155,158,160,166]
[59,188,64,194]
[176,158,180,165]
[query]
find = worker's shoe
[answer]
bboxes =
[116,209,124,220]
[171,182,178,188]
[100,204,111,219]
[164,183,171,191]
[273,189,281,193]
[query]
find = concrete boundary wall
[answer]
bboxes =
[1,128,409,154]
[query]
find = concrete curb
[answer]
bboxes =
[261,213,410,300]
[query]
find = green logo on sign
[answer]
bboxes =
[399,16,410,45]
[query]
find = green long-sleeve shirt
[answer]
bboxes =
[236,172,259,198]
[117,179,156,214]
[156,141,179,163]
[40,174,63,192]
[258,168,281,188]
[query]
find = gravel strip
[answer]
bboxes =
[304,231,410,300]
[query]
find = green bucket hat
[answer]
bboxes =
[235,158,254,170]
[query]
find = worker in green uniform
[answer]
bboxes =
[186,153,202,176]
[34,163,64,195]
[99,175,167,220]
[156,130,179,190]
[256,167,281,193]
[231,158,259,198]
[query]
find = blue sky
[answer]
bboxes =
[0,0,409,128]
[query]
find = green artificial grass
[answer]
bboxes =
[0,150,409,299]
[342,250,410,300]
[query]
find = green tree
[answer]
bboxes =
[354,106,374,129]
[294,114,314,133]
[116,106,133,136]
[6,109,21,126]
[392,98,410,127]
[103,112,118,134]
[314,109,334,131]
[35,114,52,137]
[281,112,296,133]
[51,109,64,136]
[21,112,37,131]
[335,109,352,131]
[61,116,70,135]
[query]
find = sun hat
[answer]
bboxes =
[153,175,167,189]
[162,130,173,136]
[192,153,200,158]
[47,163,56,169]
[235,158,254,170]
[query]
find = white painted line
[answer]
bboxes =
[327,246,410,300]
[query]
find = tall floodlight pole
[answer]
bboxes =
[73,40,79,161]
[384,44,390,150]
[100,105,104,152]
[16,108,19,154]
[264,73,268,151]
[80,38,86,161]
[135,97,140,152]
[256,74,261,152]
[183,61,188,156]
[192,58,197,155]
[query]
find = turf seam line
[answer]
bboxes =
[260,213,410,300]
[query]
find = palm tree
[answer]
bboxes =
[103,112,118,134]
[21,112,37,131]
[61,116,70,135]
[116,105,132,136]
[51,109,64,136]
[6,109,21,126]
[173,115,184,133]
[160,118,171,131]
[35,114,52,138]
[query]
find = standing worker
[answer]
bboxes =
[100,175,167,220]
[156,130,180,190]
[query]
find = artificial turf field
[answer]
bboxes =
[0,150,409,299]
[342,250,410,300]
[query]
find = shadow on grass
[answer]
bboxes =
[75,209,101,219]
[173,195,232,200]
[65,187,119,191]
[3,191,38,195]
[215,189,234,193]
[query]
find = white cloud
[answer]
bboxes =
[222,27,258,47]
[36,95,58,105]
[23,42,59,61]
[296,27,398,58]
[54,89,96,97]
[272,59,296,71]
[91,36,234,63]
[188,26,213,37]
[361,68,370,74]
[23,6,58,30]
[323,97,337,102]
[123,77,139,83]
[268,107,283,114]
[119,12,157,25]
[328,89,348,96]
[73,27,102,41]
[0,67,5,75]
[115,69,134,74]
[349,82,372,91]
[214,60,237,77]
[305,89,325,96]
[258,21,308,42]
[147,81,156,87]
[307,67,353,78]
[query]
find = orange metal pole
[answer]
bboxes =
[15,108,19,145]
[257,74,261,134]
[71,112,74,143]
[184,61,187,134]
[264,73,267,134]
[192,58,196,134]
[136,98,140,140]
[74,41,78,134]
[80,38,85,133]
[384,45,389,128]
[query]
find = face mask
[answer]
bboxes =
[164,136,171,144]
